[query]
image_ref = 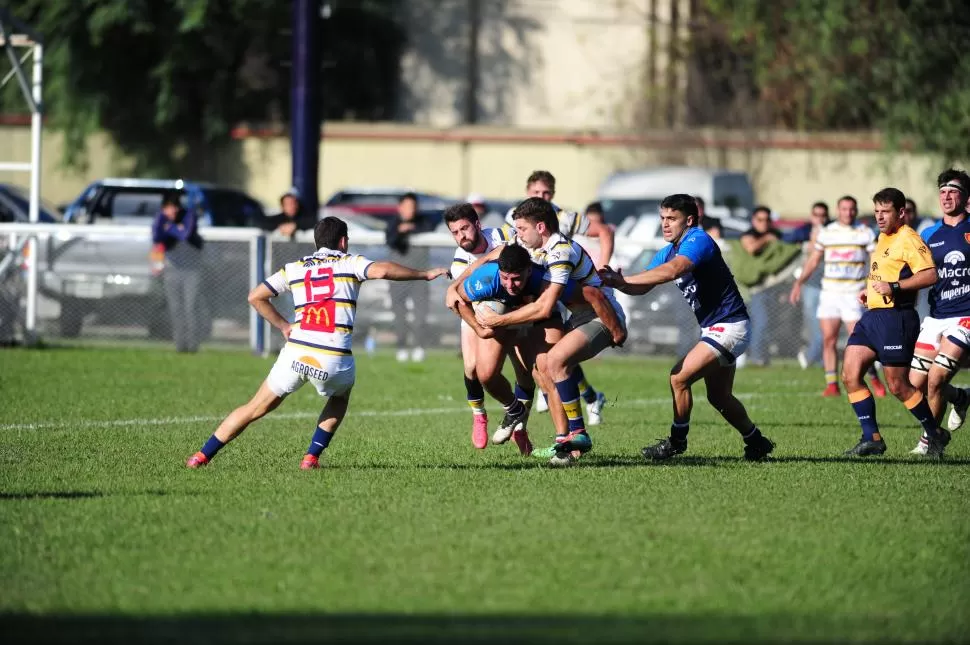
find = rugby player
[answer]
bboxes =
[909,169,970,455]
[186,217,448,469]
[445,202,535,450]
[598,194,775,461]
[507,170,612,422]
[475,198,627,465]
[840,188,944,457]
[789,196,887,397]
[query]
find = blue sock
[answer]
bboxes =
[904,392,939,438]
[574,365,598,404]
[200,434,225,459]
[554,377,586,433]
[671,421,689,442]
[514,382,535,405]
[849,389,880,441]
[306,426,333,458]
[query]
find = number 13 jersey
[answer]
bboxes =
[263,247,374,357]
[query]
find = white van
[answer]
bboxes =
[595,166,756,239]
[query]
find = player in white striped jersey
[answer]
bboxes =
[445,203,535,452]
[789,195,887,397]
[507,170,614,420]
[476,197,627,465]
[186,217,447,470]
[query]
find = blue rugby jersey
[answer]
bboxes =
[646,226,748,327]
[921,218,970,318]
[462,260,577,304]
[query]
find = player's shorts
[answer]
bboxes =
[566,295,627,357]
[915,315,970,353]
[816,289,864,322]
[846,308,920,367]
[266,343,356,398]
[700,319,751,366]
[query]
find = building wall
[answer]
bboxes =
[0,122,957,219]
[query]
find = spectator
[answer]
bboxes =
[740,206,786,366]
[466,193,488,219]
[152,191,204,353]
[902,198,932,319]
[261,187,314,239]
[386,192,435,362]
[796,201,829,368]
[573,201,615,268]
[696,195,723,240]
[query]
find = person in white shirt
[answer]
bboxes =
[185,216,447,470]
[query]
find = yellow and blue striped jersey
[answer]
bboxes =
[264,247,373,356]
[450,226,511,281]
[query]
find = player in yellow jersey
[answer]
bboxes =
[842,188,946,457]
[186,217,448,469]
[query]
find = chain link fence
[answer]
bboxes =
[1,223,830,363]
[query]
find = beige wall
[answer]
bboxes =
[0,122,959,218]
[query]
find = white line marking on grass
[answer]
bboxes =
[0,391,822,432]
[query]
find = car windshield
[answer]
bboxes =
[3,185,62,221]
[599,198,663,226]
[330,193,405,206]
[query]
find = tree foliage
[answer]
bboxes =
[0,0,403,175]
[698,0,970,162]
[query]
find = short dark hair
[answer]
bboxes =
[905,198,918,214]
[660,194,699,221]
[937,168,970,197]
[498,244,532,274]
[872,187,906,211]
[526,170,556,192]
[693,195,705,207]
[752,205,772,220]
[314,216,348,249]
[811,201,829,213]
[512,197,558,231]
[162,191,182,208]
[585,201,603,216]
[399,192,418,205]
[443,202,479,225]
[837,195,858,208]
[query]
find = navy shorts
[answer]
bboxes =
[847,308,920,367]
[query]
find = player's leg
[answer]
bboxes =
[908,318,942,454]
[819,316,842,396]
[460,323,489,449]
[300,362,357,469]
[186,380,285,467]
[924,335,967,456]
[541,328,601,459]
[941,323,970,433]
[841,341,884,456]
[641,342,719,461]
[704,363,774,461]
[476,334,529,447]
[842,297,886,397]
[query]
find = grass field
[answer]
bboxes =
[1,345,969,644]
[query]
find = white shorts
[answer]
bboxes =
[266,343,356,398]
[700,319,751,366]
[816,289,864,322]
[916,315,970,354]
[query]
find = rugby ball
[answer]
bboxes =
[474,300,507,316]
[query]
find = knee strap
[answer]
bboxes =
[934,352,961,375]
[910,354,933,374]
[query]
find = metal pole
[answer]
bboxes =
[290,0,321,219]
[25,42,42,345]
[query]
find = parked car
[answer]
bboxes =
[40,178,266,339]
[324,187,454,229]
[0,184,61,223]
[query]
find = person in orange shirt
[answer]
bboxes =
[842,188,945,457]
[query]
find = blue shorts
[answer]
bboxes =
[847,308,920,367]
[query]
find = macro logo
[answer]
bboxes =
[940,250,968,286]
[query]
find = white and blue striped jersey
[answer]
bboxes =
[450,226,511,280]
[263,247,373,357]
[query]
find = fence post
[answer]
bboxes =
[251,233,266,355]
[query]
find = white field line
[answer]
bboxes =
[0,391,819,432]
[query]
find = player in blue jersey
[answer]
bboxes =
[909,169,970,455]
[598,194,775,461]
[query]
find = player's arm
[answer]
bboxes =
[586,220,615,269]
[247,282,292,339]
[480,282,565,327]
[789,248,824,304]
[367,261,448,281]
[740,232,775,255]
[601,256,694,296]
[445,279,494,338]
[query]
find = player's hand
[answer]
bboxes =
[424,267,449,281]
[475,307,501,328]
[857,289,868,306]
[788,283,801,305]
[872,281,892,296]
[475,325,495,339]
[597,265,625,287]
[280,323,292,340]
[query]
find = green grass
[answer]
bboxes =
[1,346,969,644]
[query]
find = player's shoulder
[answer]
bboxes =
[921,220,943,242]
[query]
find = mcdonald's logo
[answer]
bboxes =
[302,301,337,333]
